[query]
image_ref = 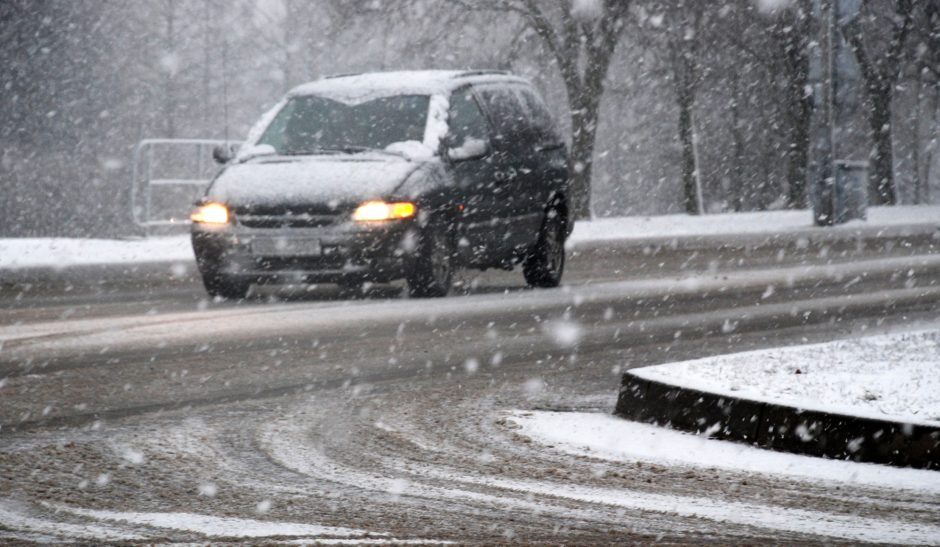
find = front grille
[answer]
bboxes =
[238,214,338,228]
[233,203,348,229]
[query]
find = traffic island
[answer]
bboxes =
[614,330,940,470]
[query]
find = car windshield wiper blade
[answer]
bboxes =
[284,146,370,155]
[283,145,411,160]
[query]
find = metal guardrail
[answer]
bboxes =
[130,138,240,231]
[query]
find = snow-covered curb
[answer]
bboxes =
[507,410,940,494]
[631,329,940,427]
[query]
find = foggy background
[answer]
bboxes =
[1,0,937,237]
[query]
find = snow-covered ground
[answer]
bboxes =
[507,410,940,495]
[0,236,192,270]
[0,500,442,544]
[568,204,940,244]
[631,329,940,426]
[1,205,937,270]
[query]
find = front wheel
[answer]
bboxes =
[406,225,454,298]
[523,209,565,288]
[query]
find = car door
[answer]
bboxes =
[444,85,506,264]
[473,84,541,252]
[516,86,568,238]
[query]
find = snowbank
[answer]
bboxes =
[568,205,940,245]
[631,329,940,426]
[0,204,936,271]
[507,410,940,494]
[0,236,193,270]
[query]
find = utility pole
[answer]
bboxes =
[814,0,866,225]
[815,0,837,225]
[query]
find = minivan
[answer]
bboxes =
[191,70,570,299]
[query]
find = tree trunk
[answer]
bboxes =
[728,70,745,212]
[568,101,599,220]
[784,67,813,208]
[567,59,607,219]
[868,83,896,204]
[162,0,177,139]
[783,0,813,209]
[924,85,940,204]
[786,99,812,208]
[677,86,698,214]
[912,70,923,204]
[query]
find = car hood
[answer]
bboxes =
[207,155,421,208]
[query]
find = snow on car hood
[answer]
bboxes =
[207,155,420,207]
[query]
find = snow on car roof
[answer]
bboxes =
[288,70,529,104]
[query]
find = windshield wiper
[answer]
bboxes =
[282,145,412,161]
[284,146,370,156]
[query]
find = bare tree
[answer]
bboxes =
[723,0,815,209]
[841,0,916,205]
[665,0,706,214]
[456,0,631,218]
[634,0,708,214]
[771,0,815,208]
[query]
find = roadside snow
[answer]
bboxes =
[0,205,936,270]
[48,504,374,539]
[507,411,940,494]
[0,236,192,270]
[632,329,940,426]
[568,204,940,245]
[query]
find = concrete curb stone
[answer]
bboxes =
[615,372,940,470]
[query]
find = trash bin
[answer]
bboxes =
[813,160,868,226]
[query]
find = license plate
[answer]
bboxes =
[251,237,321,257]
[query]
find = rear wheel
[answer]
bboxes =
[523,208,565,288]
[406,224,453,298]
[202,270,250,300]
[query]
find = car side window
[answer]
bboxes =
[518,88,562,147]
[447,89,490,148]
[476,86,528,147]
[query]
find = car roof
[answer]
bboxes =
[287,70,531,102]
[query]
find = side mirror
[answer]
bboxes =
[446,138,489,162]
[212,143,239,164]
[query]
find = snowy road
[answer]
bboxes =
[2,239,940,543]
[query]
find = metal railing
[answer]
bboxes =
[130,138,239,231]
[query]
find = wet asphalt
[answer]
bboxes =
[1,229,939,543]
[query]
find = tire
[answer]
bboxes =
[202,270,250,300]
[406,223,454,298]
[523,208,565,288]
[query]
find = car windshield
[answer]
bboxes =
[257,94,430,155]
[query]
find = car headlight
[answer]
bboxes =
[352,201,416,222]
[191,202,230,224]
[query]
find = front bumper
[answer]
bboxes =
[191,219,416,284]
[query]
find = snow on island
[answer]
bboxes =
[631,329,940,427]
[506,410,940,496]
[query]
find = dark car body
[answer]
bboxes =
[191,70,570,298]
